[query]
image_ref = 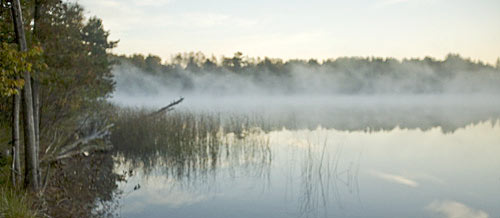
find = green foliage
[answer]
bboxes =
[0,42,45,97]
[13,1,119,142]
[0,0,117,152]
[0,1,118,217]
[0,43,25,96]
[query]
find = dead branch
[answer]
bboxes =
[148,97,184,117]
[41,124,114,164]
[50,143,113,162]
[58,124,112,155]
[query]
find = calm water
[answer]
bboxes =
[112,95,500,218]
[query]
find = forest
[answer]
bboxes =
[114,52,500,96]
[1,0,118,217]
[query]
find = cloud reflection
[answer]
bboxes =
[371,171,419,187]
[426,200,489,218]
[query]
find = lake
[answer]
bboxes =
[110,95,500,218]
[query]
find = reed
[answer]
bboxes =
[110,108,272,179]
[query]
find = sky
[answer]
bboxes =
[76,0,500,64]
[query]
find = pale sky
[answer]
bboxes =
[77,0,500,64]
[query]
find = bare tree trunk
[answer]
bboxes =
[11,0,40,191]
[22,93,39,191]
[11,93,21,186]
[33,0,42,183]
[33,80,40,182]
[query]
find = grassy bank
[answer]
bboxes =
[0,185,37,218]
[0,154,38,218]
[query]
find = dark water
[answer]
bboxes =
[110,95,500,218]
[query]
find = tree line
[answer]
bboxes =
[114,52,500,94]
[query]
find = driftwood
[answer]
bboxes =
[148,97,184,117]
[37,115,114,197]
[42,123,114,164]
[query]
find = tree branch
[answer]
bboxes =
[148,97,184,117]
[41,124,113,163]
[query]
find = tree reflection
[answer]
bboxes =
[43,151,123,218]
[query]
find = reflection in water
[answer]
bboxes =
[284,137,362,218]
[111,109,364,217]
[111,109,272,177]
[113,131,273,217]
[370,171,419,187]
[109,107,500,218]
[44,152,122,218]
[426,200,490,218]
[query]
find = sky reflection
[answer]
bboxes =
[115,120,500,218]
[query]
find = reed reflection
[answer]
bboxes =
[111,109,272,191]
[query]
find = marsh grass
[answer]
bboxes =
[111,108,272,180]
[112,109,221,164]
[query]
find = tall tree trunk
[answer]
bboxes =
[11,93,21,186]
[33,80,40,182]
[11,0,40,191]
[33,0,42,183]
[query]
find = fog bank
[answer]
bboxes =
[112,55,500,96]
[110,55,500,131]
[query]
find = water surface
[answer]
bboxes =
[112,96,500,218]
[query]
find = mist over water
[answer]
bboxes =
[110,59,500,131]
[112,57,500,96]
[109,57,500,218]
